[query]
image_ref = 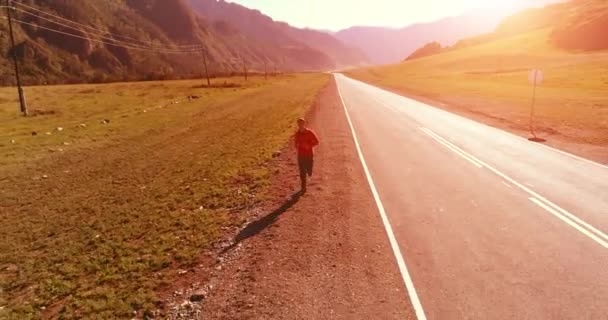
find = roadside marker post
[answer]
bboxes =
[528,69,543,140]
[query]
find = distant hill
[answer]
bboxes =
[335,0,565,65]
[404,42,443,61]
[186,0,368,69]
[414,0,608,59]
[334,11,505,65]
[490,0,608,51]
[0,0,366,86]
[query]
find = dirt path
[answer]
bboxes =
[196,79,415,319]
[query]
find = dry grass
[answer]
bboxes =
[347,29,608,146]
[0,74,329,318]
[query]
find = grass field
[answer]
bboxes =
[0,74,329,318]
[347,29,608,149]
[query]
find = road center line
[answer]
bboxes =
[335,76,428,320]
[421,128,484,168]
[421,127,608,248]
[530,198,608,248]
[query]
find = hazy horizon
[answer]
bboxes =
[228,0,567,31]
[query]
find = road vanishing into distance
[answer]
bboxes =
[334,74,608,320]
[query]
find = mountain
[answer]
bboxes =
[410,0,608,59]
[335,0,566,65]
[0,0,238,85]
[186,0,368,69]
[473,0,608,51]
[0,0,363,86]
[334,12,503,65]
[404,42,443,61]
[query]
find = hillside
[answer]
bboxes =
[347,0,608,160]
[0,0,354,86]
[451,0,608,52]
[406,0,608,60]
[335,0,564,65]
[551,0,608,50]
[187,0,368,69]
[404,41,443,61]
[0,0,229,85]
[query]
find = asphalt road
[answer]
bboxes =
[334,74,608,320]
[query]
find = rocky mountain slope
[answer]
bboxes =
[187,0,368,70]
[0,0,366,86]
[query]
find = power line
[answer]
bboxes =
[12,6,198,52]
[1,16,203,54]
[12,1,202,49]
[1,2,213,117]
[4,4,205,53]
[12,1,202,48]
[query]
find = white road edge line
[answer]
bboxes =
[335,75,428,320]
[530,198,608,248]
[420,128,484,168]
[530,141,608,169]
[343,75,608,170]
[421,127,608,246]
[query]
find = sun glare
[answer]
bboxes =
[476,0,534,12]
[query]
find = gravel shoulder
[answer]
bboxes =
[189,79,415,319]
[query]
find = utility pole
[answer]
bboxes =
[201,48,210,87]
[243,58,247,81]
[263,59,268,80]
[6,0,27,116]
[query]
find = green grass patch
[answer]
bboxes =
[0,74,329,318]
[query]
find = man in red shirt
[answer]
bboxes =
[295,118,319,193]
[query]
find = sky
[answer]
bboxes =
[228,0,562,31]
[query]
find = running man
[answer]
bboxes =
[294,118,319,193]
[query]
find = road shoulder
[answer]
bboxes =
[187,78,415,319]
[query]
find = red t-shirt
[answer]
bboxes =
[295,128,319,157]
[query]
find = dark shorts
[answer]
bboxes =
[298,156,314,178]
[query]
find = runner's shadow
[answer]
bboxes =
[220,191,302,254]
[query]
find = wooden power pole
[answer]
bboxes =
[6,0,28,116]
[263,60,268,80]
[243,59,247,81]
[201,48,210,87]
